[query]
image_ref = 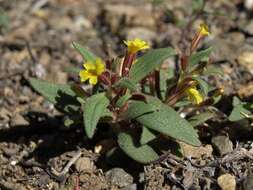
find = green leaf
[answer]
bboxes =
[140,127,156,145]
[229,96,252,122]
[192,76,209,95]
[63,66,81,73]
[63,117,75,127]
[72,42,97,62]
[113,78,137,92]
[129,48,176,83]
[189,47,212,68]
[83,93,110,138]
[228,104,251,122]
[116,93,131,108]
[203,65,223,76]
[192,0,204,12]
[118,131,159,163]
[29,78,79,112]
[152,0,165,6]
[124,101,156,119]
[159,69,174,100]
[0,8,9,30]
[127,97,201,146]
[29,78,76,104]
[174,99,191,107]
[189,111,215,127]
[203,10,228,17]
[102,109,113,118]
[213,95,222,105]
[232,96,243,106]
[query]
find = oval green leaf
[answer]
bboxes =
[83,93,110,138]
[118,131,159,163]
[140,127,157,145]
[113,77,137,92]
[126,98,201,146]
[129,48,176,83]
[189,47,212,68]
[29,78,79,113]
[72,42,97,62]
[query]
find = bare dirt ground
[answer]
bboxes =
[0,0,253,189]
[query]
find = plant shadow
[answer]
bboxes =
[0,111,89,165]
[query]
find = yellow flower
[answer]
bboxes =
[124,38,150,54]
[79,58,105,85]
[199,23,210,36]
[186,87,204,105]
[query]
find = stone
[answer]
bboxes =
[0,108,11,124]
[209,33,245,62]
[217,174,236,190]
[79,173,108,189]
[104,4,155,33]
[47,64,68,84]
[10,114,29,126]
[245,0,253,10]
[183,170,194,189]
[237,51,253,74]
[238,82,253,98]
[34,64,46,79]
[120,184,137,190]
[105,168,133,188]
[49,16,73,31]
[2,144,20,157]
[245,21,253,35]
[211,135,233,155]
[38,174,50,186]
[179,142,213,158]
[74,157,94,173]
[243,172,253,190]
[74,15,92,30]
[125,27,156,44]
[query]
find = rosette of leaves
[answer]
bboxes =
[29,42,217,164]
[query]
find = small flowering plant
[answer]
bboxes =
[29,24,222,163]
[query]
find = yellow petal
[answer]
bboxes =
[186,87,204,105]
[89,76,98,85]
[80,58,105,85]
[199,23,210,36]
[124,38,150,54]
[95,58,105,75]
[83,62,96,71]
[79,70,90,82]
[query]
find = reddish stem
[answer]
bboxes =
[74,176,80,190]
[180,55,189,71]
[99,71,111,86]
[121,52,136,77]
[190,31,203,53]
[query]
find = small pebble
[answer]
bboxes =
[74,157,94,173]
[10,160,17,166]
[243,172,253,190]
[211,135,233,155]
[120,183,137,190]
[105,168,133,188]
[217,174,236,190]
